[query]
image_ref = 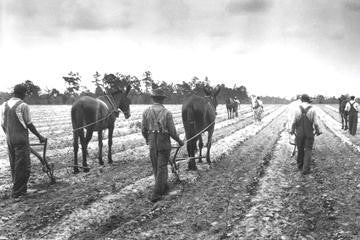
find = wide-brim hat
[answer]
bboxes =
[151,88,167,98]
[301,94,312,103]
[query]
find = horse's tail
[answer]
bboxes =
[71,103,86,139]
[182,103,198,153]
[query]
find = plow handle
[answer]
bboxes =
[30,138,56,184]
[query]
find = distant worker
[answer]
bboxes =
[253,96,264,122]
[0,84,46,199]
[345,96,359,135]
[233,96,240,117]
[141,88,184,203]
[290,94,321,175]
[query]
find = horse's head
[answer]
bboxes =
[203,85,221,112]
[111,85,132,119]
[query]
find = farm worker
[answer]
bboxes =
[141,87,184,203]
[0,84,46,199]
[290,94,321,175]
[345,96,359,135]
[233,97,240,117]
[254,96,264,122]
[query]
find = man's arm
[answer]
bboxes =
[312,110,321,135]
[166,112,183,146]
[27,123,46,142]
[141,111,149,144]
[290,109,298,134]
[22,104,45,142]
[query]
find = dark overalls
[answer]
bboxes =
[348,102,358,135]
[294,106,314,174]
[143,106,172,200]
[3,101,31,198]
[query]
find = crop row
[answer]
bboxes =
[40,105,287,240]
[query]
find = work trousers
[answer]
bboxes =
[296,135,314,174]
[7,143,31,198]
[149,148,170,200]
[348,113,358,135]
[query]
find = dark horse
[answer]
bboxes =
[71,85,131,173]
[338,95,349,130]
[225,97,238,119]
[182,85,221,170]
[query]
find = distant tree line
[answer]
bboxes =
[0,71,291,105]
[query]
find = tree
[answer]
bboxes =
[63,72,81,95]
[23,80,41,97]
[142,71,153,93]
[315,95,325,104]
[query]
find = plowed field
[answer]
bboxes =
[0,104,358,240]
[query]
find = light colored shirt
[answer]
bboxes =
[0,97,32,130]
[141,103,180,149]
[290,102,321,133]
[345,100,359,112]
[287,99,302,131]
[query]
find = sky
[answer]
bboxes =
[0,0,359,98]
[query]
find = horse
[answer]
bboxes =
[182,85,221,170]
[71,85,131,173]
[225,97,238,119]
[338,95,348,130]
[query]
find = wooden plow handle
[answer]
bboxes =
[30,139,56,184]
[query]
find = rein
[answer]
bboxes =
[184,120,216,144]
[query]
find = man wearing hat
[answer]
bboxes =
[141,87,184,202]
[290,94,321,175]
[0,84,46,198]
[345,96,359,135]
[233,96,240,117]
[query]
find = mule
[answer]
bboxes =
[225,97,238,119]
[338,95,348,130]
[71,85,131,173]
[182,85,221,170]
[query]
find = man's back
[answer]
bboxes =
[291,102,320,137]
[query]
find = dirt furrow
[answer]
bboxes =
[316,106,360,152]
[228,113,360,239]
[40,106,286,240]
[0,106,284,239]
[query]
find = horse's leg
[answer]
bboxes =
[108,125,114,164]
[73,131,80,174]
[344,113,348,130]
[79,129,89,172]
[198,135,203,163]
[187,138,197,171]
[206,127,214,166]
[98,130,104,165]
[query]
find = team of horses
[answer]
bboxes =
[225,97,239,119]
[70,83,245,173]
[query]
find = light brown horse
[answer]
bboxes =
[182,85,221,170]
[71,85,131,173]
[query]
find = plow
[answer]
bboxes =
[30,138,56,184]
